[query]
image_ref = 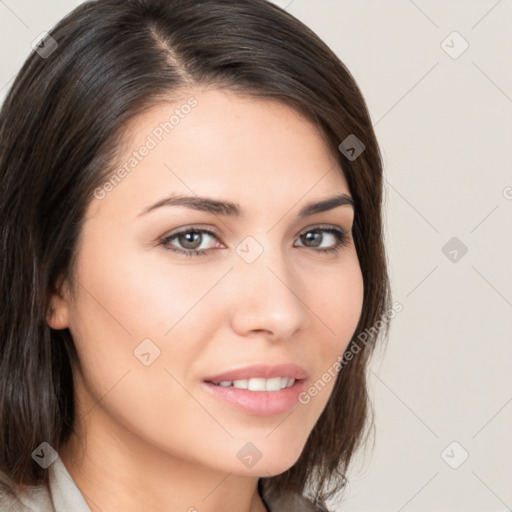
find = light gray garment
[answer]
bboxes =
[0,456,323,511]
[0,457,90,511]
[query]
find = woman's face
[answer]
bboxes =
[50,88,364,476]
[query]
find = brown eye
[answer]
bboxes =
[295,227,349,253]
[300,231,323,247]
[161,228,221,257]
[177,231,203,250]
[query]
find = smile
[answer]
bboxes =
[208,377,296,391]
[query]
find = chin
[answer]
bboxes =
[228,442,305,478]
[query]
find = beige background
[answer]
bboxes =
[1,1,511,510]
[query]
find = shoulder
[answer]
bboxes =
[0,455,88,512]
[0,480,53,511]
[260,483,331,512]
[0,488,22,511]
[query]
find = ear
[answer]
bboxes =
[46,275,71,330]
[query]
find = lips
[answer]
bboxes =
[201,363,309,415]
[203,363,308,384]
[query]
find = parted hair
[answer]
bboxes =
[0,0,391,509]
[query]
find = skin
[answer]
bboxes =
[48,87,364,512]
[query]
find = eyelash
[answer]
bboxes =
[159,225,350,257]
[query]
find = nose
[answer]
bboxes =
[227,241,309,341]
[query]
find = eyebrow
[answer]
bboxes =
[137,193,355,219]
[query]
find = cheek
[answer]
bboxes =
[312,256,364,355]
[298,256,364,411]
[66,239,232,438]
[66,248,224,458]
[69,236,220,355]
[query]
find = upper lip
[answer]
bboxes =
[203,363,308,384]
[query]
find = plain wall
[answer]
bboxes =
[1,1,511,511]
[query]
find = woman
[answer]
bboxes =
[0,0,392,510]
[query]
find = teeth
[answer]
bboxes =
[247,378,266,391]
[213,377,296,391]
[264,377,282,391]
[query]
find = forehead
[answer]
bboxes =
[87,88,350,220]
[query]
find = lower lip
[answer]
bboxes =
[201,379,307,416]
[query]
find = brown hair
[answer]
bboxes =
[0,0,392,508]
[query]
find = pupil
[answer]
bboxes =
[180,232,201,249]
[303,231,321,247]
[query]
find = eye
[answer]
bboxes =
[294,226,350,254]
[159,225,351,257]
[160,227,222,257]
